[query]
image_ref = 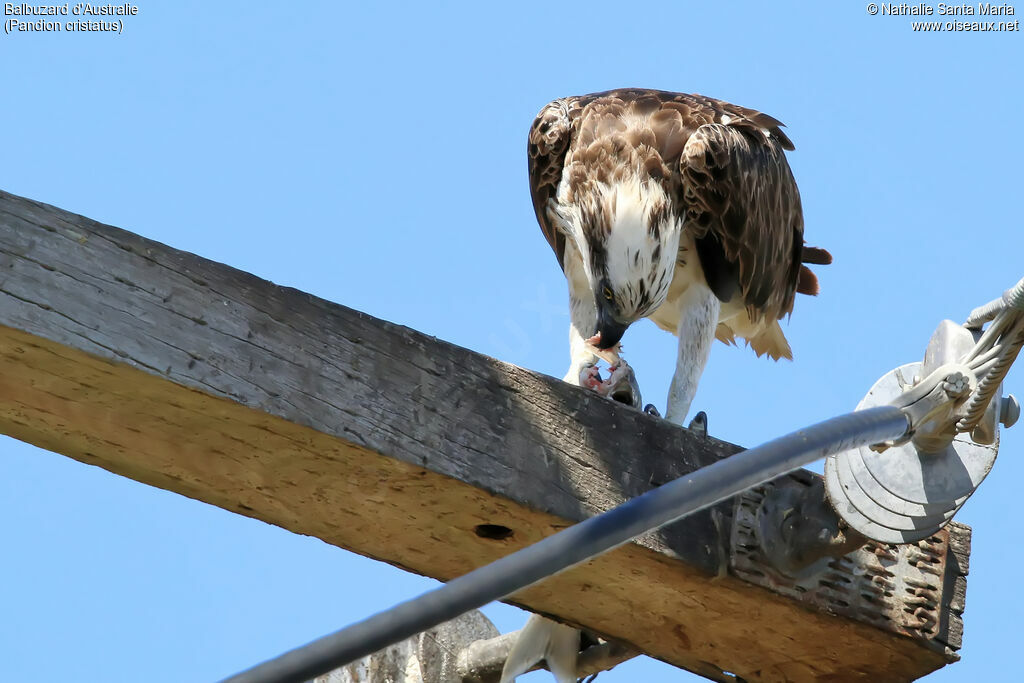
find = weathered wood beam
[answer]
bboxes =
[0,189,966,682]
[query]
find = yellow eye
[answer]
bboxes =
[602,286,614,302]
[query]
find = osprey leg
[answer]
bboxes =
[666,283,720,424]
[563,250,600,385]
[564,323,598,385]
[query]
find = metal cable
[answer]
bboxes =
[965,277,1024,330]
[965,313,1012,363]
[957,277,1024,431]
[959,318,1024,431]
[221,406,909,683]
[968,343,1004,371]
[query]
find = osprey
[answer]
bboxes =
[502,89,830,683]
[528,88,829,422]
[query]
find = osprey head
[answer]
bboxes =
[575,180,681,350]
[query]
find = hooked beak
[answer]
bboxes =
[593,303,628,350]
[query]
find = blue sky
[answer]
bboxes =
[1,2,1021,681]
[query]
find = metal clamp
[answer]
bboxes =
[825,277,1023,545]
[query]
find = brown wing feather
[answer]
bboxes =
[680,122,805,321]
[527,97,584,270]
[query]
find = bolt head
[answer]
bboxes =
[1002,394,1021,428]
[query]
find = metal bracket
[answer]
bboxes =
[755,478,867,579]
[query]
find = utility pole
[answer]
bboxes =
[0,190,967,681]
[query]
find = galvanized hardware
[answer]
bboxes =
[755,478,867,580]
[825,361,998,544]
[1001,394,1020,428]
[826,276,1023,545]
[736,475,963,645]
